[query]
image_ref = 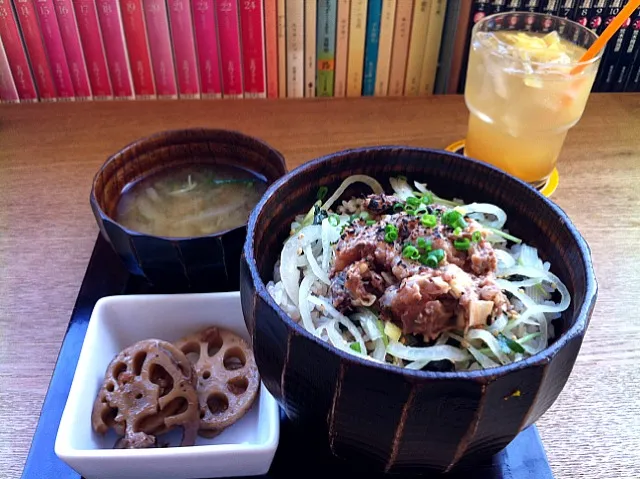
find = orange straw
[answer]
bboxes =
[572,0,640,75]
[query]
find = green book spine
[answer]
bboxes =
[316,0,337,96]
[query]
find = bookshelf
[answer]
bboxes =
[0,0,638,103]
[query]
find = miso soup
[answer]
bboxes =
[115,164,267,237]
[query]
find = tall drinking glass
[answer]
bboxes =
[464,12,603,188]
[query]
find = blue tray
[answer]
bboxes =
[21,235,555,479]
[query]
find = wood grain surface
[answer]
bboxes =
[0,95,638,479]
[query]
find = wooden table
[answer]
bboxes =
[1,95,638,478]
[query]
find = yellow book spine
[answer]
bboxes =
[334,0,350,97]
[419,0,447,95]
[286,0,304,98]
[305,0,317,97]
[404,0,431,96]
[346,0,368,97]
[374,0,397,96]
[388,0,413,96]
[277,0,287,98]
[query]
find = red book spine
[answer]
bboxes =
[119,0,155,98]
[0,38,19,102]
[0,0,38,101]
[143,0,178,98]
[239,0,266,97]
[96,0,134,98]
[34,0,75,99]
[264,0,277,98]
[192,0,221,98]
[167,0,200,97]
[14,0,57,100]
[72,0,112,98]
[54,0,91,99]
[214,0,243,97]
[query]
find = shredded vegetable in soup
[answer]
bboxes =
[115,165,267,237]
[266,175,570,371]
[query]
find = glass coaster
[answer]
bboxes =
[445,139,559,198]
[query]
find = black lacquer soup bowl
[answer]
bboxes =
[240,147,597,474]
[91,128,286,291]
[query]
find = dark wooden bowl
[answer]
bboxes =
[91,128,286,291]
[240,147,598,474]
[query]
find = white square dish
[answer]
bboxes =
[55,292,280,479]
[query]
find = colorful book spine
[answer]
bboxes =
[35,0,75,99]
[119,0,156,98]
[276,0,286,97]
[167,0,200,98]
[0,0,39,101]
[539,0,560,33]
[420,0,446,95]
[54,0,92,99]
[539,0,559,16]
[362,0,381,96]
[388,0,412,96]
[555,0,575,36]
[490,0,507,13]
[614,7,640,92]
[557,0,575,17]
[334,0,349,97]
[72,0,112,99]
[316,0,337,96]
[457,0,491,93]
[627,50,640,91]
[239,0,267,98]
[143,0,178,98]
[374,0,395,96]
[346,0,367,97]
[0,37,19,102]
[404,0,430,96]
[595,0,624,91]
[96,0,134,98]
[285,0,303,98]
[304,0,316,97]
[192,0,221,98]
[264,0,278,97]
[521,0,540,31]
[215,0,243,98]
[434,0,461,94]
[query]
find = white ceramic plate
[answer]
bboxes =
[55,292,280,479]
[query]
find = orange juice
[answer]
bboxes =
[464,14,602,187]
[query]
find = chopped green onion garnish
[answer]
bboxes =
[385,224,397,234]
[402,245,420,260]
[328,214,339,227]
[472,231,483,243]
[498,333,525,354]
[316,186,328,201]
[366,219,376,226]
[420,214,437,228]
[420,192,434,205]
[486,227,522,244]
[384,231,398,243]
[393,202,404,212]
[425,248,445,267]
[453,226,462,236]
[406,196,421,208]
[359,211,370,220]
[417,237,432,252]
[453,238,471,251]
[349,343,362,353]
[442,209,467,229]
[425,255,438,268]
[350,214,358,222]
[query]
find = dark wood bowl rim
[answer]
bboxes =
[244,145,598,381]
[89,128,287,241]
